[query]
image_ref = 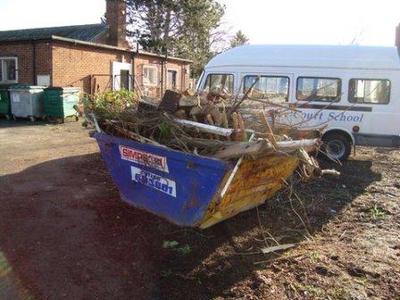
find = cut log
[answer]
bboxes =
[232,112,241,141]
[276,139,319,152]
[206,114,216,139]
[237,113,247,141]
[179,95,200,107]
[159,90,182,113]
[174,118,234,137]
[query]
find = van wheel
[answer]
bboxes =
[322,133,351,161]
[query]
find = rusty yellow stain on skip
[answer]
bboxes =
[200,154,299,229]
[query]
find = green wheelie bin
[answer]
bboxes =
[0,85,13,119]
[44,87,80,122]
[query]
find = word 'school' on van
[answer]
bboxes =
[197,45,400,160]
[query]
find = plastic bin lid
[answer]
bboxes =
[9,85,46,91]
[45,86,81,93]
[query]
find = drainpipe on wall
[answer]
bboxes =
[161,53,168,96]
[160,59,165,97]
[31,40,37,85]
[132,52,135,91]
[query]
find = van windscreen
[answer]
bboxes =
[204,74,234,94]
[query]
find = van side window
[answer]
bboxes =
[204,74,234,94]
[296,77,341,102]
[243,76,289,103]
[349,79,390,104]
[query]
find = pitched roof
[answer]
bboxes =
[0,24,108,42]
[0,23,192,63]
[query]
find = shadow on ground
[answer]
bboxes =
[0,152,381,299]
[0,119,49,128]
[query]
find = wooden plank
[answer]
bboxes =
[214,140,272,159]
[260,243,297,254]
[214,138,319,160]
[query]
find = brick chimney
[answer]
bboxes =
[106,0,128,48]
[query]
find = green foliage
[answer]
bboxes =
[83,89,139,119]
[159,122,173,140]
[368,204,386,220]
[230,30,249,48]
[126,0,225,77]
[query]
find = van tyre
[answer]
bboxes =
[322,133,352,161]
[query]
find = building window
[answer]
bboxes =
[349,79,390,104]
[0,57,18,83]
[143,65,158,86]
[204,74,234,94]
[297,77,341,102]
[243,75,289,103]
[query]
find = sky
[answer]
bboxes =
[0,0,399,46]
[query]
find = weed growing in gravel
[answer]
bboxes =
[368,204,386,220]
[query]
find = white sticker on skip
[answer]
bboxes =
[131,166,177,198]
[120,145,169,173]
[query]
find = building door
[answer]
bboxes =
[167,70,177,90]
[120,70,130,90]
[112,62,132,91]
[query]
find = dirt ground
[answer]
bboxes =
[0,120,399,300]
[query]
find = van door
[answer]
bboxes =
[348,78,400,147]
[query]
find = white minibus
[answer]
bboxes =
[197,45,400,160]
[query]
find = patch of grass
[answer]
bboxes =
[176,244,192,255]
[162,240,192,256]
[162,240,179,249]
[355,277,369,286]
[368,204,386,220]
[289,282,324,298]
[160,269,173,278]
[301,284,325,297]
[327,287,351,300]
[309,251,321,263]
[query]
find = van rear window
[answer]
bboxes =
[203,74,234,94]
[349,79,390,104]
[243,76,289,103]
[297,77,341,102]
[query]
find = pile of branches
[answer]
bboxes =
[84,89,324,166]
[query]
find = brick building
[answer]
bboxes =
[0,0,192,98]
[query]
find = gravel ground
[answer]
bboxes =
[0,120,399,300]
